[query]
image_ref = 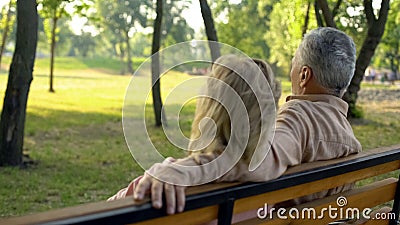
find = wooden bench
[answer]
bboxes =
[2,144,400,225]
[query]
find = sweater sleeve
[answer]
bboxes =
[216,102,305,182]
[148,102,305,184]
[146,152,225,186]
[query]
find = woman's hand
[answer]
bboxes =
[133,157,187,215]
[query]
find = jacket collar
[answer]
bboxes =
[286,94,348,116]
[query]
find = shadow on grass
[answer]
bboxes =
[25,107,121,136]
[33,74,102,80]
[0,150,141,217]
[0,103,197,217]
[0,109,141,217]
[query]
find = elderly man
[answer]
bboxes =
[132,27,362,215]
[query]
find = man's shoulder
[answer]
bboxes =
[280,94,348,116]
[276,99,309,125]
[278,98,312,114]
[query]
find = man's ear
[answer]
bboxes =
[299,66,313,88]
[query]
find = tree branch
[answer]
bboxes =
[151,0,165,126]
[332,0,342,18]
[364,0,375,27]
[199,0,220,61]
[302,1,311,37]
[343,0,390,117]
[314,1,324,27]
[317,0,336,28]
[377,0,390,23]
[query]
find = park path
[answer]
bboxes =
[358,87,400,102]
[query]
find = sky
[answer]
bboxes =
[0,0,11,9]
[181,1,203,32]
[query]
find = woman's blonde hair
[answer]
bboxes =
[188,55,281,164]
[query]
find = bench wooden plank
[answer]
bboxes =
[234,178,397,225]
[284,144,400,175]
[0,197,147,225]
[186,145,400,196]
[362,207,392,225]
[129,205,219,225]
[233,161,400,215]
[290,178,397,225]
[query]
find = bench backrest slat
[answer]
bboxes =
[233,160,400,214]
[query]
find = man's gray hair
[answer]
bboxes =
[297,27,356,96]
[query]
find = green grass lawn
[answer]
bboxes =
[0,57,399,217]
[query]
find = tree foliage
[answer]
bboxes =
[161,0,195,46]
[315,0,390,118]
[334,0,367,52]
[38,0,92,91]
[96,0,150,74]
[373,0,400,74]
[216,0,269,59]
[69,30,96,57]
[266,0,318,76]
[0,0,16,68]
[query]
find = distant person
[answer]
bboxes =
[122,28,362,217]
[381,73,387,84]
[370,68,376,84]
[389,71,396,86]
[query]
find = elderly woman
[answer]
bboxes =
[133,27,362,216]
[109,55,281,203]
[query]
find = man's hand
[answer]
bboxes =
[133,160,186,215]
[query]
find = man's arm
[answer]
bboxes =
[133,128,303,214]
[134,103,305,214]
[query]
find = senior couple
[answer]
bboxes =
[109,27,362,220]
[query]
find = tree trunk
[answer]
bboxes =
[0,0,38,166]
[124,30,134,74]
[116,43,126,75]
[302,1,311,37]
[316,0,336,28]
[199,0,220,62]
[49,16,58,93]
[151,0,165,127]
[332,0,343,18]
[0,0,13,70]
[342,0,390,117]
[314,1,324,27]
